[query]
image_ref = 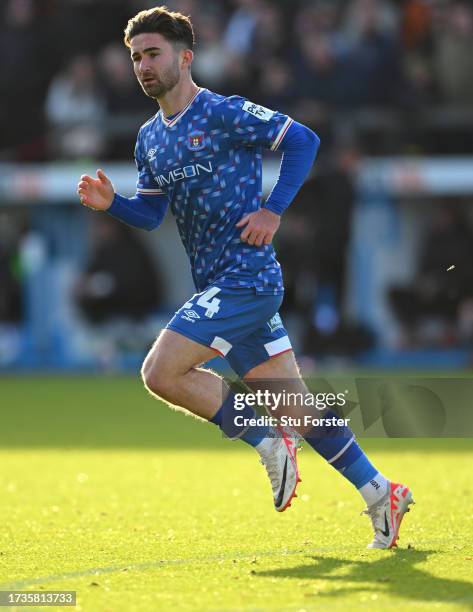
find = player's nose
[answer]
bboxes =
[139,58,152,73]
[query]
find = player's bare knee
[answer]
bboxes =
[141,355,175,401]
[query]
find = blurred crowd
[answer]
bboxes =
[389,203,473,349]
[2,0,473,161]
[2,0,473,364]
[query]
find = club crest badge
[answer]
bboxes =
[187,131,206,151]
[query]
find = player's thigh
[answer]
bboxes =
[243,351,310,418]
[244,350,308,396]
[225,313,307,399]
[244,349,301,380]
[142,328,217,381]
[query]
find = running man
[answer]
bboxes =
[77,6,413,548]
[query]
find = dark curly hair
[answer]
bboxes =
[124,6,194,50]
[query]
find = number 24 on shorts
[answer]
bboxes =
[183,287,221,319]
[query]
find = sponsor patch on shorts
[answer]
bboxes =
[267,313,284,333]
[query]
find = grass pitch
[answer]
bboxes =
[1,376,473,611]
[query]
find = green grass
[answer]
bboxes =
[1,376,473,611]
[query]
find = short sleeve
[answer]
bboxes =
[219,96,293,151]
[135,128,164,196]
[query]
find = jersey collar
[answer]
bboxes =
[160,87,205,128]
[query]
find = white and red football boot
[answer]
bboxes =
[363,481,415,549]
[259,426,301,512]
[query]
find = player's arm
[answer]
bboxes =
[76,131,169,231]
[263,120,320,215]
[76,170,168,231]
[219,97,320,246]
[237,121,320,245]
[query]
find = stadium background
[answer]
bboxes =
[2,2,473,610]
[2,0,473,372]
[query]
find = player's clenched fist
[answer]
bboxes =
[77,169,115,211]
[236,208,281,246]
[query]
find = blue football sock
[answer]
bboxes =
[210,391,272,447]
[304,410,378,488]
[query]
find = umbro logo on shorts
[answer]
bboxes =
[182,310,200,323]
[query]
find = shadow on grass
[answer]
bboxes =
[255,549,473,609]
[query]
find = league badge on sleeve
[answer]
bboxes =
[242,100,275,122]
[187,131,206,151]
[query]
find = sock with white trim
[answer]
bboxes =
[358,473,389,506]
[210,391,274,448]
[303,410,386,501]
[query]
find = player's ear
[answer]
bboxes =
[180,48,193,70]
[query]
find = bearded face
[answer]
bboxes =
[131,32,185,99]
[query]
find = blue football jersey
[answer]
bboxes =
[135,87,293,294]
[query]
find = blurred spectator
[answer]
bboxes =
[0,231,22,324]
[389,204,473,346]
[43,0,132,59]
[75,216,164,324]
[401,0,435,106]
[0,0,49,159]
[293,1,341,40]
[293,34,347,110]
[192,13,229,89]
[0,223,23,365]
[223,0,261,57]
[341,0,399,43]
[434,1,473,105]
[277,143,370,355]
[256,58,295,113]
[291,1,344,112]
[402,0,432,51]
[45,55,106,159]
[99,43,154,116]
[98,43,156,158]
[251,2,287,59]
[341,0,406,107]
[310,145,359,318]
[45,55,105,126]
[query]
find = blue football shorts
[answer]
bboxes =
[166,285,292,377]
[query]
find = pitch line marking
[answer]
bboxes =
[3,548,317,590]
[0,540,452,592]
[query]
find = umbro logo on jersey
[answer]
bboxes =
[187,131,206,151]
[147,148,157,162]
[182,309,200,323]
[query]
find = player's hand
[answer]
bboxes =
[236,208,281,246]
[77,169,114,211]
